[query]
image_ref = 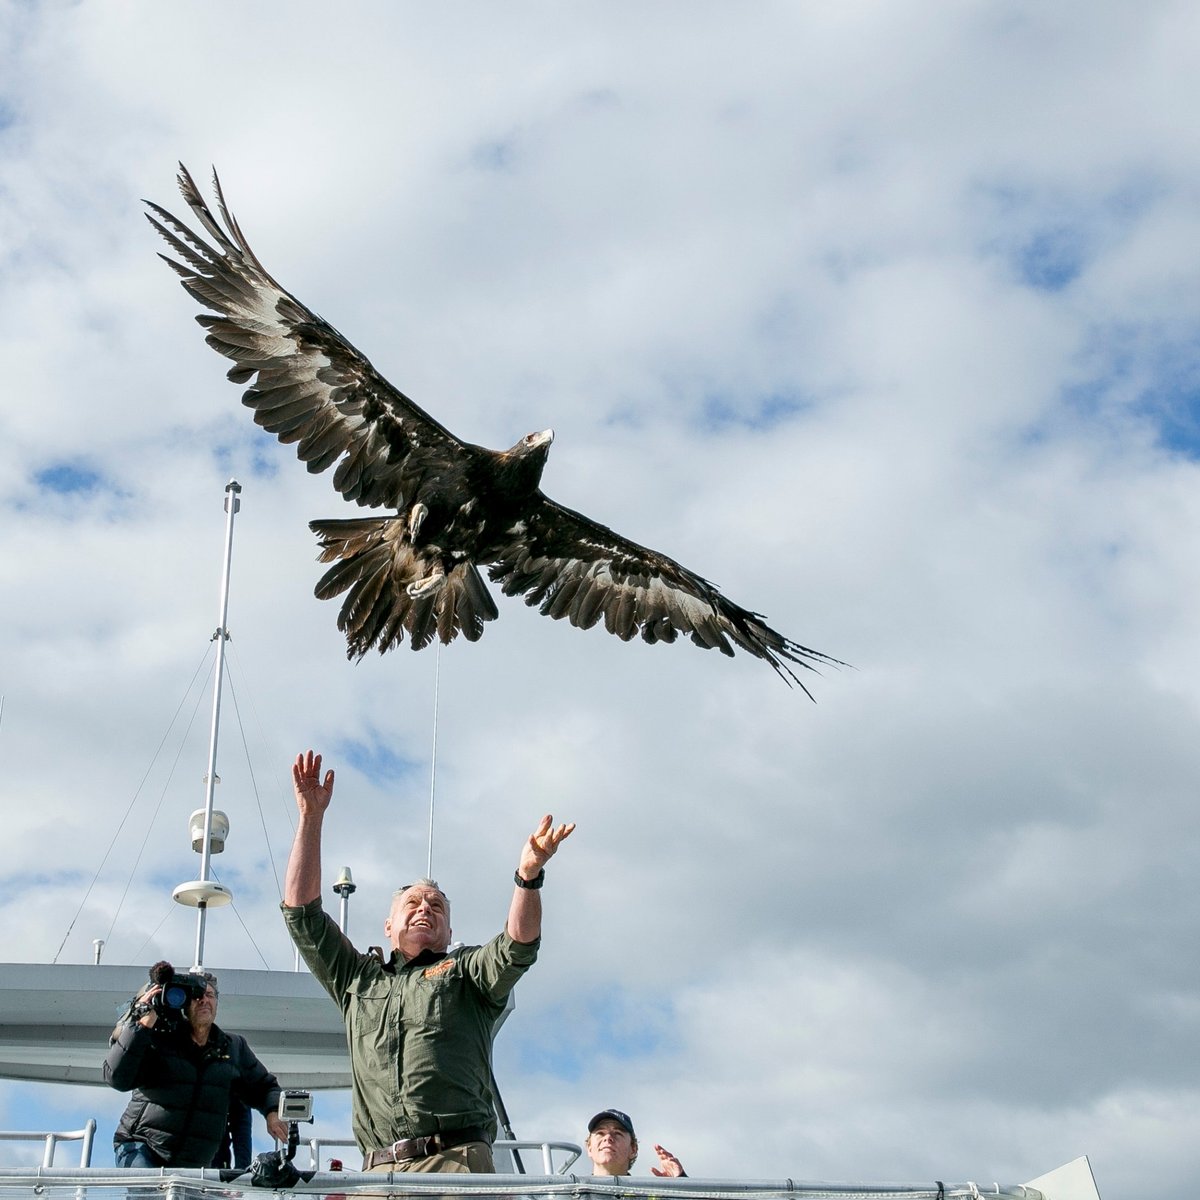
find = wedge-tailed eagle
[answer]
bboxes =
[146,166,842,692]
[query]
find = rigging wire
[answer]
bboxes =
[218,892,274,970]
[127,864,272,972]
[51,647,213,964]
[48,492,451,969]
[129,902,179,965]
[427,642,442,877]
[224,660,285,901]
[121,650,282,972]
[227,638,296,837]
[101,656,215,953]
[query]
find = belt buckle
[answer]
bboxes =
[388,1139,415,1164]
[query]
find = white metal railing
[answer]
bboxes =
[303,1137,582,1174]
[496,1140,583,1174]
[0,1121,96,1168]
[0,1168,1051,1200]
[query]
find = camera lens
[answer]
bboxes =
[162,984,189,1009]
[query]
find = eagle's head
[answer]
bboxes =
[515,428,554,457]
[498,428,555,492]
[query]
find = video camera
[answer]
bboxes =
[250,1091,313,1189]
[132,961,210,1033]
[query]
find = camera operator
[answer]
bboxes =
[104,965,288,1169]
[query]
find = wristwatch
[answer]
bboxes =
[513,868,545,890]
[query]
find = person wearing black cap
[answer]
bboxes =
[585,1109,687,1177]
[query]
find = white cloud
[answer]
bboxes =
[1,1,1198,1196]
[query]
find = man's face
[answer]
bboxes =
[587,1120,636,1174]
[186,985,217,1030]
[385,885,451,958]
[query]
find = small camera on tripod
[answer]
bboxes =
[278,1090,313,1126]
[250,1090,313,1188]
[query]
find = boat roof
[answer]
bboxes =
[0,963,349,1088]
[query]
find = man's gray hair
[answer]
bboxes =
[201,971,219,996]
[392,876,447,901]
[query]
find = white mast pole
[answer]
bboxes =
[192,479,242,970]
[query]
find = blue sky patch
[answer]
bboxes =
[1015,226,1085,292]
[978,176,1160,295]
[212,428,281,480]
[1134,358,1200,458]
[1063,326,1200,460]
[34,462,104,496]
[336,734,421,784]
[510,987,678,1082]
[702,390,805,433]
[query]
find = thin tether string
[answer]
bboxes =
[427,642,442,877]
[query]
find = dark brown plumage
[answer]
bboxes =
[146,165,843,692]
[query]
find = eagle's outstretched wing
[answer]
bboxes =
[148,166,843,688]
[489,497,844,693]
[144,164,463,510]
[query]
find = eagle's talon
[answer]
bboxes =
[406,563,446,597]
[408,503,428,538]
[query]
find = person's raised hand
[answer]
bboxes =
[292,750,334,818]
[518,814,575,880]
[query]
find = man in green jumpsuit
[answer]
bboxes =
[282,749,574,1174]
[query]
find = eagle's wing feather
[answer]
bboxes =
[145,164,464,511]
[489,497,844,694]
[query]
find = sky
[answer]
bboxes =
[1,1,1198,1195]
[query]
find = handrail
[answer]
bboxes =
[0,1120,97,1167]
[0,1167,1050,1200]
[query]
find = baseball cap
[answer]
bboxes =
[588,1109,635,1136]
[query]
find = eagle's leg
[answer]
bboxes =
[408,502,428,539]
[407,559,446,598]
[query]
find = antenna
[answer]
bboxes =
[426,645,442,876]
[172,480,241,965]
[333,866,357,934]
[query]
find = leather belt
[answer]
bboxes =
[363,1127,489,1170]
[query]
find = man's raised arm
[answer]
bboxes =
[284,750,335,907]
[507,814,575,944]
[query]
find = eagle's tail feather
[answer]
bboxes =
[457,563,500,641]
[309,518,498,656]
[406,590,439,651]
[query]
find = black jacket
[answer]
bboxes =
[105,1018,281,1168]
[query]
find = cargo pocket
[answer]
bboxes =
[345,976,397,1077]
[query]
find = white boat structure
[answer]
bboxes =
[0,484,1101,1200]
